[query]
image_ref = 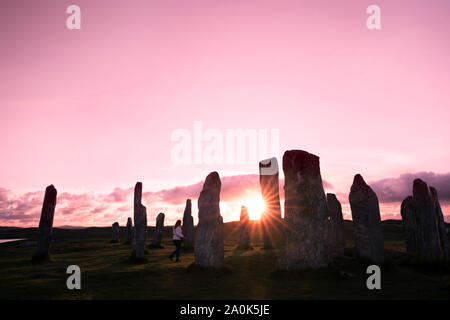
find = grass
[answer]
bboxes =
[0,220,449,300]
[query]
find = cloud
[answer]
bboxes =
[369,172,450,202]
[1,172,447,227]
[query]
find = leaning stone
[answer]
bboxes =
[277,150,330,270]
[349,174,384,264]
[149,212,165,248]
[194,172,224,268]
[33,185,57,262]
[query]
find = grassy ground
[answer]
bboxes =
[0,220,449,300]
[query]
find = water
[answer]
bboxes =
[0,239,25,244]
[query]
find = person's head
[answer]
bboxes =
[175,220,181,228]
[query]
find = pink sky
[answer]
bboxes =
[0,0,449,226]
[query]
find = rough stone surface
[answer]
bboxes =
[327,193,345,255]
[430,187,450,261]
[182,199,194,248]
[259,157,283,248]
[125,217,133,243]
[349,174,384,264]
[34,185,57,259]
[133,182,147,259]
[277,150,330,270]
[111,222,120,243]
[150,212,165,247]
[237,206,251,249]
[194,172,224,268]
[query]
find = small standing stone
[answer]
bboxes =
[125,217,133,243]
[150,212,165,248]
[349,174,384,264]
[194,172,224,268]
[182,199,195,248]
[133,182,147,260]
[111,222,120,243]
[327,193,345,255]
[277,150,330,270]
[259,157,284,248]
[237,206,251,250]
[33,185,57,261]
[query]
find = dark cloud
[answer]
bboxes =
[369,172,450,202]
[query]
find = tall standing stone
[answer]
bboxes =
[237,206,251,250]
[259,157,283,248]
[133,182,147,260]
[277,150,330,270]
[401,179,445,262]
[430,187,450,261]
[150,212,165,248]
[182,199,194,248]
[401,196,418,252]
[194,172,224,268]
[125,217,133,243]
[327,193,345,255]
[349,174,384,264]
[33,185,57,261]
[111,222,120,243]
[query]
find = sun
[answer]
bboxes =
[243,196,266,220]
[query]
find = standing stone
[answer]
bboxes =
[277,150,330,270]
[259,157,283,248]
[182,199,194,248]
[194,172,224,268]
[430,187,450,261]
[33,185,57,261]
[401,196,419,253]
[133,182,147,260]
[111,222,120,243]
[327,193,345,255]
[125,217,133,243]
[237,206,251,250]
[349,174,384,264]
[150,212,165,248]
[401,179,445,262]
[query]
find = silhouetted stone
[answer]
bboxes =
[402,179,442,261]
[401,196,418,252]
[430,187,450,261]
[133,182,147,260]
[349,174,384,264]
[237,206,251,250]
[111,222,119,243]
[150,212,165,248]
[182,199,194,248]
[401,180,447,262]
[327,193,345,255]
[125,217,133,243]
[194,172,224,268]
[33,185,57,262]
[277,150,330,270]
[259,157,283,248]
